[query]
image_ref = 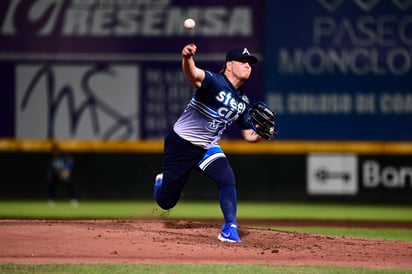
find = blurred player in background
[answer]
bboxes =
[154,43,264,243]
[46,143,78,207]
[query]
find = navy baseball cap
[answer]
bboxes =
[225,47,258,64]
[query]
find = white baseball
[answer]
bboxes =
[184,18,196,29]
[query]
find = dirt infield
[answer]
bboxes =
[1,219,412,269]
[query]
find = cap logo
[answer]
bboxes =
[242,48,251,56]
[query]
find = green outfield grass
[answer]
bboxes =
[1,200,412,274]
[1,200,412,222]
[1,263,412,274]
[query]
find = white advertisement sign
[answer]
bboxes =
[307,153,358,195]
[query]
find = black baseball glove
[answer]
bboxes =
[247,101,276,140]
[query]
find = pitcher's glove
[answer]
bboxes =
[247,102,276,140]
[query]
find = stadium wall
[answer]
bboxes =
[1,140,411,203]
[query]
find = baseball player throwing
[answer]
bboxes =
[154,43,275,243]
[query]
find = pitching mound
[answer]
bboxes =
[1,219,412,269]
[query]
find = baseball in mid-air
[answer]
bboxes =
[184,18,196,29]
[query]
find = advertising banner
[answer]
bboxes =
[307,153,412,202]
[0,0,264,140]
[265,0,412,140]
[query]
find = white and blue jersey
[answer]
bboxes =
[174,70,251,149]
[155,67,253,227]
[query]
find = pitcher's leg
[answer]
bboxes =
[202,157,241,242]
[154,130,205,210]
[154,170,191,210]
[202,157,237,224]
